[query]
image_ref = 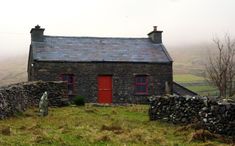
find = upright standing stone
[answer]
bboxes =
[39,91,48,116]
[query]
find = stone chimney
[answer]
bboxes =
[30,25,45,42]
[148,26,163,43]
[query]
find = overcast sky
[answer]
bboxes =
[0,0,235,58]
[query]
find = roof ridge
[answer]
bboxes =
[44,35,148,39]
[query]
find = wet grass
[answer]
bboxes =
[174,74,219,96]
[174,74,205,83]
[187,85,217,92]
[0,105,230,146]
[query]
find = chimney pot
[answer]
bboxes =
[35,25,41,29]
[153,26,157,31]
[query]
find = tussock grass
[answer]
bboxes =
[189,130,217,142]
[1,126,11,136]
[0,105,230,146]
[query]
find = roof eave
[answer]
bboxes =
[33,59,172,64]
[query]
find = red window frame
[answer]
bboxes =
[134,75,148,95]
[60,74,75,95]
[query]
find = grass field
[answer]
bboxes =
[187,86,218,96]
[174,74,205,83]
[187,85,217,92]
[174,74,219,96]
[0,105,229,146]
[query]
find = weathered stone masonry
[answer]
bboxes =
[30,61,173,103]
[149,95,235,136]
[28,25,174,104]
[0,81,67,119]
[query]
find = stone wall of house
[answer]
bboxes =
[0,81,67,119]
[30,61,173,104]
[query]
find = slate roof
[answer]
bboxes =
[31,36,172,63]
[173,82,198,96]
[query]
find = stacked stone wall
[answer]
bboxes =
[149,95,235,136]
[0,81,67,119]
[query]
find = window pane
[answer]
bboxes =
[68,89,73,95]
[63,75,68,81]
[135,85,147,93]
[68,75,74,83]
[61,74,74,95]
[62,74,74,83]
[68,84,73,90]
[68,84,73,95]
[136,76,146,83]
[135,75,148,94]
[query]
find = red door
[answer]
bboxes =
[98,76,112,103]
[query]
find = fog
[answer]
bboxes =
[0,0,235,58]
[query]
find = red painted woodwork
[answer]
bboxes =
[135,75,148,94]
[60,74,75,95]
[98,76,112,103]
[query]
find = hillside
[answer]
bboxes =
[168,44,219,96]
[0,55,27,87]
[168,44,209,76]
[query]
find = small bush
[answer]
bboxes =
[73,96,85,106]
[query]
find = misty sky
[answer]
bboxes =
[0,0,235,58]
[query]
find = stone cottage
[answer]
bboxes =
[28,25,173,103]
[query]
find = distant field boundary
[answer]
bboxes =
[178,81,208,86]
[174,74,219,96]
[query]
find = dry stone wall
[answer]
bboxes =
[0,81,67,119]
[149,95,235,136]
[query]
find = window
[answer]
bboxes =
[61,74,75,95]
[135,75,148,94]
